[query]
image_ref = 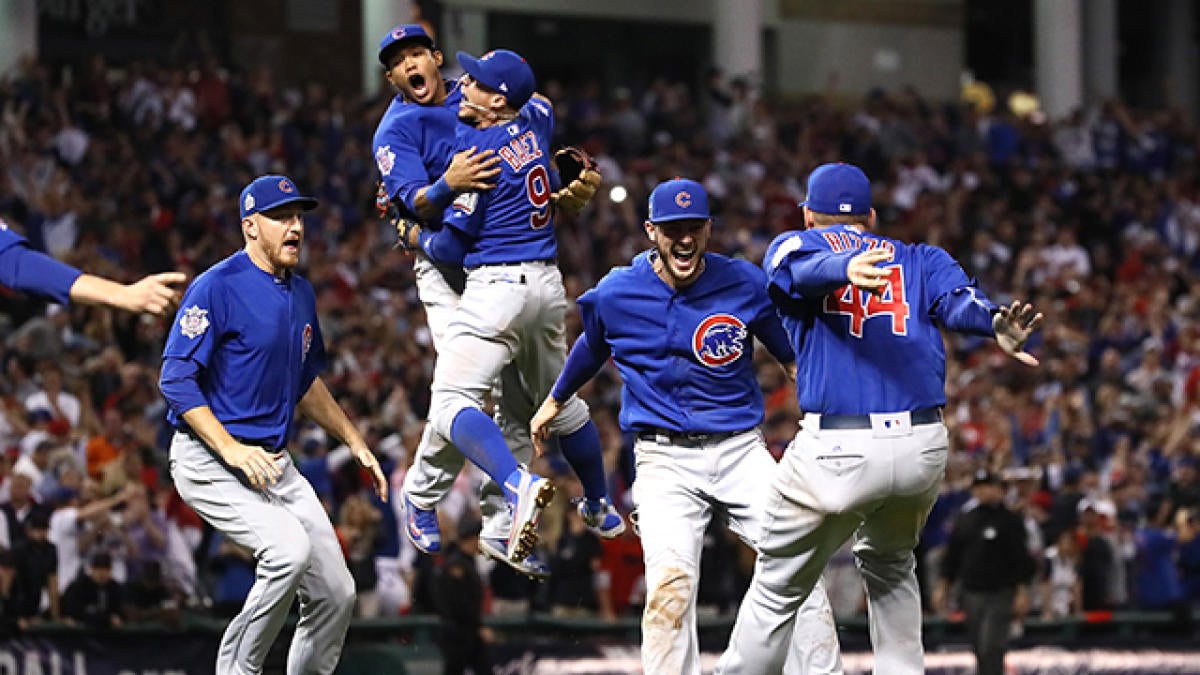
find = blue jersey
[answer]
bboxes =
[574,251,794,434]
[442,99,558,267]
[764,224,997,415]
[160,250,326,449]
[0,219,82,304]
[372,81,463,223]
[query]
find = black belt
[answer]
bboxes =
[472,259,557,285]
[813,407,943,430]
[479,258,557,268]
[178,425,283,453]
[635,427,756,445]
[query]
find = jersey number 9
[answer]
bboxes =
[526,165,551,229]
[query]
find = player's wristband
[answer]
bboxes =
[425,177,454,209]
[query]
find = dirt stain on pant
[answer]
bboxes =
[642,565,692,673]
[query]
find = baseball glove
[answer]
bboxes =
[551,146,602,218]
[378,181,421,253]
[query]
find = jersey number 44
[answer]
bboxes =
[824,264,911,338]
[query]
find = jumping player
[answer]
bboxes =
[373,26,615,575]
[717,163,1043,675]
[399,48,620,563]
[1,217,184,315]
[159,175,388,675]
[529,179,843,675]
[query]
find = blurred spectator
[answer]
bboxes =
[61,552,123,629]
[120,483,168,582]
[1133,505,1194,631]
[0,549,24,635]
[1040,529,1083,619]
[48,480,136,592]
[432,515,492,675]
[12,511,60,623]
[24,362,80,429]
[205,533,255,617]
[336,493,382,618]
[1,472,48,549]
[1077,498,1118,611]
[85,408,132,480]
[547,505,611,619]
[123,559,182,626]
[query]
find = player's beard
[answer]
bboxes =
[655,240,705,287]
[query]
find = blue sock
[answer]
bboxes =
[449,408,520,494]
[558,420,608,503]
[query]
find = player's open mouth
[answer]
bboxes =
[671,248,697,271]
[282,237,301,254]
[408,74,429,99]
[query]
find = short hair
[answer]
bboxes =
[808,211,871,228]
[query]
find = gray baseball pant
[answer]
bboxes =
[170,431,355,675]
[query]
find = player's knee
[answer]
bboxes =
[266,536,312,580]
[427,392,478,440]
[547,396,590,436]
[330,566,357,614]
[643,566,694,632]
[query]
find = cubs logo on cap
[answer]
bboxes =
[378,24,434,65]
[240,174,319,219]
[800,163,872,216]
[648,178,710,223]
[693,314,747,367]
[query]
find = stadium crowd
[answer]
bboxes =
[2,52,1200,637]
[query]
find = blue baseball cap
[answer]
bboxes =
[456,49,535,110]
[800,163,872,215]
[648,179,710,223]
[378,24,435,65]
[239,175,318,219]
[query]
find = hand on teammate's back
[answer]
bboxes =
[846,248,892,295]
[116,272,187,315]
[992,300,1044,366]
[219,441,283,490]
[443,146,501,192]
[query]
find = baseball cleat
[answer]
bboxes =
[480,536,550,581]
[504,470,555,562]
[403,492,441,554]
[577,498,626,538]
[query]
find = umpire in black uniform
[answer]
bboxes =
[432,515,492,674]
[934,469,1035,675]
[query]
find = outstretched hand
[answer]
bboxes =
[993,300,1044,366]
[118,272,186,316]
[846,248,892,295]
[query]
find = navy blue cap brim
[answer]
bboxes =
[379,35,435,64]
[456,52,486,86]
[254,195,319,216]
[650,213,711,224]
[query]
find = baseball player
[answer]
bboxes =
[374,28,617,573]
[159,175,388,675]
[398,48,621,564]
[717,163,1043,675]
[0,217,184,314]
[529,179,842,675]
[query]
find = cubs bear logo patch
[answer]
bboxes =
[179,305,210,340]
[692,313,747,367]
[302,323,313,360]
